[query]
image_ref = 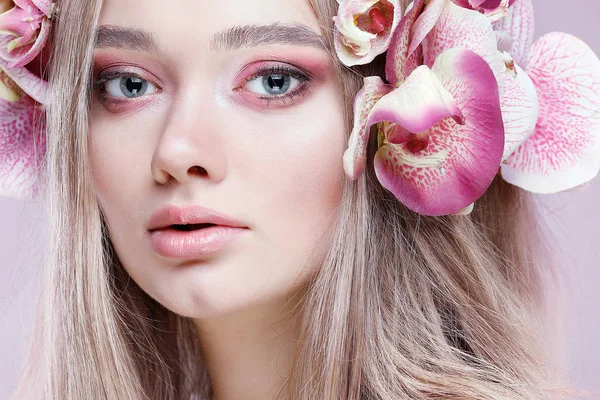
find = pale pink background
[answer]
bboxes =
[1,0,599,397]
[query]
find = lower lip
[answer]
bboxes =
[147,226,248,259]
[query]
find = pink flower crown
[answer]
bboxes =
[334,0,600,216]
[0,0,599,218]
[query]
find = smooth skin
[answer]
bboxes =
[89,0,347,399]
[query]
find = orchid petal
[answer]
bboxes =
[0,68,24,101]
[499,55,539,160]
[333,0,402,67]
[13,0,35,8]
[451,0,471,8]
[0,95,44,199]
[423,0,499,74]
[0,59,48,104]
[478,0,510,22]
[470,0,500,6]
[0,16,51,68]
[343,76,394,179]
[385,0,426,85]
[373,49,504,216]
[451,0,510,22]
[31,0,54,18]
[501,33,600,193]
[492,0,534,68]
[408,0,444,61]
[399,0,446,79]
[0,1,45,52]
[366,66,463,134]
[495,30,513,53]
[452,202,474,215]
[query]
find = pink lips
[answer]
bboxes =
[147,204,248,259]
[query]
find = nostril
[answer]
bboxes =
[188,165,208,177]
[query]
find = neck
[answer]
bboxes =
[192,293,304,400]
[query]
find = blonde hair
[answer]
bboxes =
[12,0,563,398]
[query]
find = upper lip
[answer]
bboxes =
[148,204,247,231]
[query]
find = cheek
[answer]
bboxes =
[255,90,347,266]
[88,113,155,208]
[280,99,347,215]
[89,131,118,204]
[87,119,154,261]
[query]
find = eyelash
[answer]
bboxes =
[242,65,314,107]
[92,65,314,109]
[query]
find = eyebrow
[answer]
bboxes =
[95,22,329,54]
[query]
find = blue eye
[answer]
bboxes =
[101,75,159,99]
[93,64,315,110]
[246,72,301,96]
[242,65,314,107]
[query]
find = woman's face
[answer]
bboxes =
[89,0,347,318]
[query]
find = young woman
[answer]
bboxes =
[2,0,598,398]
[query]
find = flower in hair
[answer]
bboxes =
[451,0,514,21]
[493,0,600,194]
[334,0,600,216]
[333,0,403,66]
[0,0,54,199]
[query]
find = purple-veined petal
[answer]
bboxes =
[499,52,539,160]
[451,0,510,22]
[495,30,513,53]
[0,94,45,199]
[475,0,511,22]
[333,0,402,67]
[399,0,445,79]
[0,0,45,53]
[365,66,463,134]
[373,49,504,216]
[385,0,425,85]
[451,0,471,7]
[0,16,51,68]
[501,33,600,193]
[0,60,48,104]
[0,68,24,101]
[343,76,394,179]
[408,0,444,61]
[423,0,499,73]
[492,0,534,68]
[31,0,54,18]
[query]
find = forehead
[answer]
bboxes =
[97,0,325,52]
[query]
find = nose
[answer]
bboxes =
[151,92,228,186]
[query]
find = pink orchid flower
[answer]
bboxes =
[0,0,52,199]
[380,0,541,213]
[392,0,539,163]
[493,0,600,194]
[451,0,516,22]
[342,0,509,216]
[343,46,504,216]
[333,0,403,66]
[386,0,600,196]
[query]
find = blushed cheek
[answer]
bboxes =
[309,130,345,207]
[286,117,347,226]
[88,125,134,226]
[88,127,109,202]
[302,101,347,210]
